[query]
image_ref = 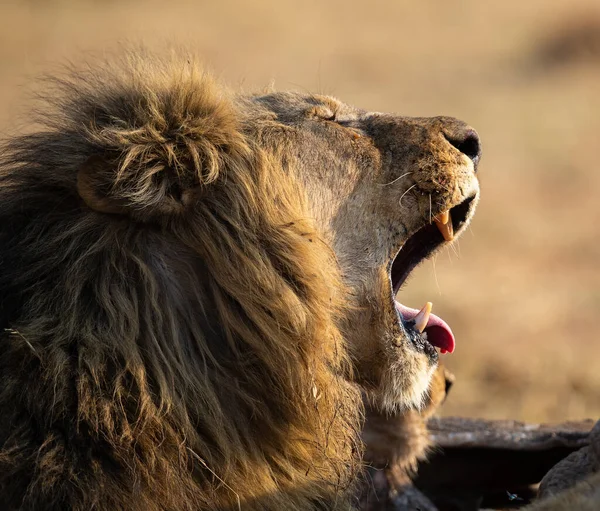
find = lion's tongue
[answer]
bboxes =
[394,301,455,354]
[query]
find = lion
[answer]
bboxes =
[359,363,454,510]
[0,51,480,510]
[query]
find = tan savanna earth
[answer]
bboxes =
[1,0,599,424]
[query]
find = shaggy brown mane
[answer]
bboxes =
[0,53,361,510]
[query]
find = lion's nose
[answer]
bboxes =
[443,126,481,167]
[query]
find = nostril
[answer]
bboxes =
[445,129,481,164]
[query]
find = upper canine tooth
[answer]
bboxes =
[414,302,432,333]
[434,210,449,225]
[434,210,454,241]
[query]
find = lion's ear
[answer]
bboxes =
[77,155,129,215]
[76,153,204,217]
[74,71,250,220]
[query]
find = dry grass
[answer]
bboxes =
[1,0,599,423]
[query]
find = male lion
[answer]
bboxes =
[0,52,480,510]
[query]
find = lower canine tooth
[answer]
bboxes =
[434,210,454,241]
[414,302,432,333]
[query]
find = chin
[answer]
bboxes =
[375,351,438,413]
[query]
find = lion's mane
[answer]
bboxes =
[0,53,361,511]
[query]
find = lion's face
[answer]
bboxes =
[252,93,480,411]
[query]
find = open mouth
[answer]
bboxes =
[390,196,477,356]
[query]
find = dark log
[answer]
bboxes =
[413,417,594,511]
[427,417,594,451]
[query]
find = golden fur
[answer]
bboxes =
[0,51,480,510]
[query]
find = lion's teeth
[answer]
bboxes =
[434,210,454,241]
[435,210,449,225]
[414,302,432,333]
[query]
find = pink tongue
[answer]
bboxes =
[394,301,456,353]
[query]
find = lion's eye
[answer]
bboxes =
[310,106,337,122]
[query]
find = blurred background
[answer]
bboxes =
[1,0,599,423]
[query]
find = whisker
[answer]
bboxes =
[429,194,432,224]
[449,240,460,259]
[399,183,418,206]
[379,172,412,187]
[431,255,442,296]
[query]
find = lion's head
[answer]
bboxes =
[253,92,480,412]
[0,53,479,510]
